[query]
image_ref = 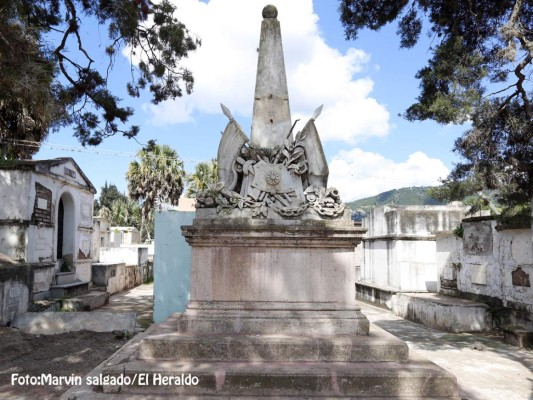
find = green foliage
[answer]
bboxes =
[346,186,444,211]
[110,198,142,230]
[339,0,533,209]
[94,182,127,214]
[0,0,200,159]
[0,4,64,159]
[496,202,532,229]
[404,37,487,124]
[186,159,218,198]
[94,182,143,233]
[452,225,463,238]
[127,140,185,241]
[426,177,483,203]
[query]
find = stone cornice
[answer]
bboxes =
[182,221,366,248]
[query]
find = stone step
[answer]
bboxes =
[50,281,90,299]
[102,357,458,398]
[139,334,408,363]
[177,308,369,336]
[61,291,110,311]
[55,271,77,285]
[139,326,408,363]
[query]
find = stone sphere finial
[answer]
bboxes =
[262,5,278,19]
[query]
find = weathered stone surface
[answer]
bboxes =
[361,205,470,295]
[503,327,533,348]
[176,306,369,336]
[139,320,407,362]
[182,222,365,305]
[102,356,458,398]
[60,291,110,311]
[437,220,533,330]
[0,278,29,326]
[463,220,493,255]
[50,280,90,299]
[251,10,291,149]
[394,293,492,332]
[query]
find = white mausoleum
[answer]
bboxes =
[0,158,96,283]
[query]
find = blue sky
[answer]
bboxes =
[36,0,467,202]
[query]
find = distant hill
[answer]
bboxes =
[346,186,444,211]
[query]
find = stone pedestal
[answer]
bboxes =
[179,217,369,336]
[98,217,459,398]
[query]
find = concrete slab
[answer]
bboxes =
[394,293,492,332]
[50,280,90,299]
[55,271,77,285]
[61,291,110,311]
[357,286,493,333]
[11,311,136,334]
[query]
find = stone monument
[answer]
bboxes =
[99,6,459,398]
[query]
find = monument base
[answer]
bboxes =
[174,301,369,335]
[100,317,457,398]
[92,218,459,398]
[181,216,366,306]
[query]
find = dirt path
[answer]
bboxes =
[0,328,131,399]
[0,284,154,399]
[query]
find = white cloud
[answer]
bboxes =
[328,149,450,202]
[144,0,390,144]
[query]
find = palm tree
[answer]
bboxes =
[186,159,218,198]
[110,198,142,229]
[127,140,185,241]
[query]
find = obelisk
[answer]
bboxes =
[250,4,292,149]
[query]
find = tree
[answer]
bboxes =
[110,198,142,229]
[339,0,533,211]
[127,140,185,241]
[0,5,62,159]
[186,159,218,198]
[0,0,199,159]
[94,182,127,214]
[94,182,142,232]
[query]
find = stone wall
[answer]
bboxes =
[0,224,27,261]
[436,217,533,329]
[359,205,469,293]
[32,263,56,294]
[0,264,32,326]
[91,262,142,294]
[99,245,151,280]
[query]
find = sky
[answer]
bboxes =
[36,0,467,202]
